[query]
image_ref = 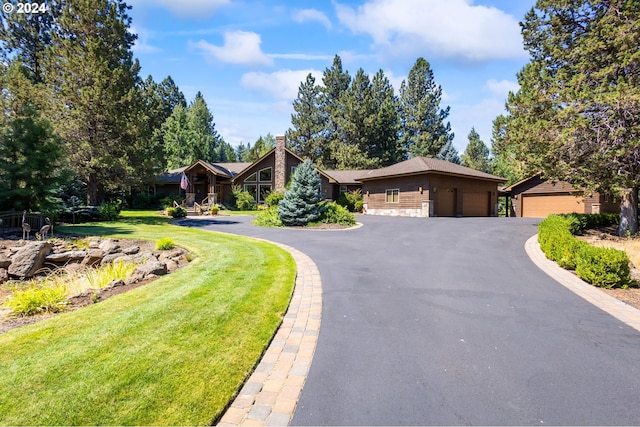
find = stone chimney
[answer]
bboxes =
[275,135,286,191]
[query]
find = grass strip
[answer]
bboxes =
[0,211,295,425]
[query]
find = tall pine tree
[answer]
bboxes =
[320,55,351,168]
[461,128,490,172]
[399,58,454,158]
[45,0,141,205]
[288,73,324,163]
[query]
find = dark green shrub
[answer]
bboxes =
[170,206,187,218]
[576,245,631,288]
[320,202,356,226]
[265,191,285,208]
[160,195,184,209]
[253,207,283,227]
[98,200,122,221]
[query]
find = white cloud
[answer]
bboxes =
[335,0,526,62]
[131,26,160,54]
[129,0,230,18]
[449,97,505,151]
[191,31,273,67]
[486,78,519,98]
[293,9,333,30]
[268,53,334,61]
[240,69,323,101]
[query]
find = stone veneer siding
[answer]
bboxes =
[275,135,286,192]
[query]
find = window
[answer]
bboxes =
[246,172,257,182]
[386,189,399,203]
[259,184,272,203]
[291,166,297,176]
[339,185,348,194]
[259,167,272,182]
[244,184,257,200]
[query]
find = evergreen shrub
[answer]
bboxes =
[170,206,187,218]
[538,214,631,287]
[98,200,122,221]
[235,191,257,211]
[265,191,285,207]
[253,207,283,227]
[576,246,631,288]
[320,202,356,226]
[278,159,322,226]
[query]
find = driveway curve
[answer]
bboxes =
[181,215,640,426]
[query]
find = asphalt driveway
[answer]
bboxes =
[181,215,640,425]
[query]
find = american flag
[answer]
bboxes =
[180,172,188,191]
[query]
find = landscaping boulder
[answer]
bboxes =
[126,258,167,284]
[0,254,10,269]
[8,242,53,278]
[98,239,120,254]
[0,268,8,284]
[122,246,140,255]
[45,250,88,264]
[81,249,104,266]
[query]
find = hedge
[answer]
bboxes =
[538,214,630,288]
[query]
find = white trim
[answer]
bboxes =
[386,188,400,203]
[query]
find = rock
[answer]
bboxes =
[0,254,10,269]
[7,242,53,278]
[45,250,88,264]
[100,252,123,265]
[127,259,167,284]
[165,259,179,273]
[81,249,104,266]
[157,248,186,261]
[104,279,125,289]
[129,251,155,264]
[122,246,140,255]
[98,239,120,254]
[0,268,8,283]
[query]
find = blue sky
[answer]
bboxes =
[128,0,535,153]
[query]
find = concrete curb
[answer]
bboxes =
[217,242,322,426]
[525,234,640,332]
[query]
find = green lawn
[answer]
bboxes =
[0,211,296,425]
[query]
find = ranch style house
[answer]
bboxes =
[155,135,507,218]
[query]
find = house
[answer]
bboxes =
[155,136,507,218]
[155,136,343,206]
[357,157,506,217]
[505,174,619,218]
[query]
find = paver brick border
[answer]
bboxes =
[215,239,322,427]
[525,234,640,332]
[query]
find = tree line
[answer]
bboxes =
[0,0,267,210]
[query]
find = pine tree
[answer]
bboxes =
[461,128,490,172]
[399,57,454,158]
[503,0,640,234]
[320,55,351,168]
[0,63,69,211]
[278,159,322,226]
[187,91,220,163]
[334,68,377,169]
[288,73,324,163]
[436,140,461,164]
[163,104,190,169]
[370,70,402,166]
[44,0,141,205]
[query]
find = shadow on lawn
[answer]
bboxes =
[177,218,241,227]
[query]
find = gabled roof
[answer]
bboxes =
[231,147,337,183]
[357,157,506,182]
[324,170,374,185]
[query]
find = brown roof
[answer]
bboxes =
[156,166,187,183]
[211,162,253,176]
[357,157,506,182]
[323,170,374,185]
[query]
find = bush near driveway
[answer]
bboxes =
[0,211,296,426]
[538,214,631,288]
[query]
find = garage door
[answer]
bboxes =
[463,191,490,217]
[436,188,456,217]
[522,194,584,218]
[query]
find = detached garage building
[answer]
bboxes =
[506,174,619,218]
[358,157,506,217]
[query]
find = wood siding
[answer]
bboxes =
[363,173,499,217]
[510,176,619,217]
